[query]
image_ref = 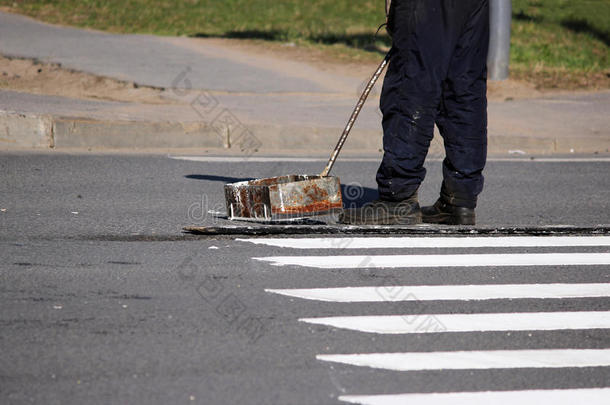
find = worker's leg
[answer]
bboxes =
[377,0,467,201]
[435,0,489,209]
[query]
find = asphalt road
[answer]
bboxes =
[1,152,609,240]
[1,152,609,404]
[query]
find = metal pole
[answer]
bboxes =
[488,0,512,80]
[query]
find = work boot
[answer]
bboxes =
[421,199,475,225]
[338,195,421,225]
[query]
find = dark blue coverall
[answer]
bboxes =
[377,0,490,209]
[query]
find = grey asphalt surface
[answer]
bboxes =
[1,152,609,240]
[1,152,609,404]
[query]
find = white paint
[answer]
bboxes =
[168,155,379,163]
[254,253,610,269]
[169,155,610,163]
[241,236,610,249]
[338,388,610,405]
[317,349,610,371]
[266,283,610,302]
[299,311,610,334]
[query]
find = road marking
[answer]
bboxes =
[266,283,610,302]
[242,236,610,249]
[299,311,610,334]
[254,253,610,268]
[317,349,610,371]
[169,155,610,163]
[505,157,610,162]
[338,388,610,405]
[169,156,380,163]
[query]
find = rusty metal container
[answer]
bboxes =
[224,175,343,221]
[222,52,391,223]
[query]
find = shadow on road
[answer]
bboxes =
[341,184,378,208]
[185,174,254,183]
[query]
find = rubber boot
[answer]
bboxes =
[421,199,475,225]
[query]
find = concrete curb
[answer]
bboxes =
[52,117,224,149]
[0,111,53,148]
[1,111,608,155]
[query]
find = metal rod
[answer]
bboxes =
[320,51,392,177]
[488,0,512,80]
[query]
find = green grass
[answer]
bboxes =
[2,0,609,88]
[510,0,609,87]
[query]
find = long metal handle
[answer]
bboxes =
[320,51,391,177]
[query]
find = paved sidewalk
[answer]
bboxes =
[0,11,608,154]
[0,12,338,93]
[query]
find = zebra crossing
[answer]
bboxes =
[242,235,610,404]
[337,388,610,405]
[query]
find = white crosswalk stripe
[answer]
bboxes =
[338,388,610,405]
[317,349,610,371]
[242,235,610,249]
[266,283,610,302]
[247,235,610,404]
[300,311,610,334]
[255,252,610,268]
